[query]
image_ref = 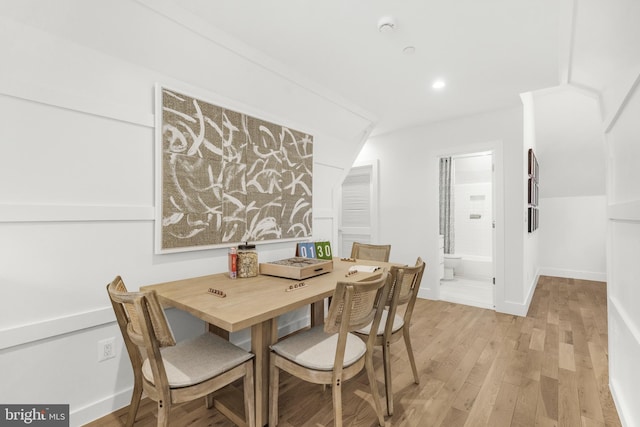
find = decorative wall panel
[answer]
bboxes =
[156,86,313,252]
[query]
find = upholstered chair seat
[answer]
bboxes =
[356,309,404,336]
[141,333,254,388]
[270,325,366,371]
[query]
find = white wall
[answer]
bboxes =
[453,182,493,258]
[604,66,640,427]
[520,91,540,306]
[0,3,374,425]
[453,155,493,258]
[357,106,528,315]
[538,196,607,281]
[534,87,606,197]
[531,86,607,281]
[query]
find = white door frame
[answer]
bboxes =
[434,141,504,310]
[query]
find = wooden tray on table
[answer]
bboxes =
[259,257,334,280]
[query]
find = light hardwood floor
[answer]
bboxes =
[85,276,621,426]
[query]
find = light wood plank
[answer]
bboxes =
[538,375,559,421]
[440,407,469,427]
[511,377,539,427]
[575,363,604,423]
[452,381,482,412]
[530,327,546,352]
[522,349,543,382]
[486,381,519,427]
[558,368,582,427]
[541,323,560,380]
[559,342,576,371]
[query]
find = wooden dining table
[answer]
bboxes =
[140,257,393,427]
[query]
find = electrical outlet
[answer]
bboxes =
[98,337,116,362]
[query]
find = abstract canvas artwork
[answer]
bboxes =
[156,86,313,252]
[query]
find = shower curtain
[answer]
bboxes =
[439,157,455,254]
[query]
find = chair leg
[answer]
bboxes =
[126,371,143,427]
[382,340,394,416]
[205,393,214,409]
[156,399,171,427]
[403,328,420,384]
[365,352,386,427]
[269,357,280,427]
[332,375,343,427]
[244,360,256,427]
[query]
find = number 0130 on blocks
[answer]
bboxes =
[296,241,332,260]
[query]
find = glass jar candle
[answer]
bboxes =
[237,242,258,278]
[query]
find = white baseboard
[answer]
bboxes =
[417,286,436,300]
[538,267,607,282]
[522,269,539,315]
[277,316,311,338]
[71,387,134,427]
[439,294,494,310]
[493,268,538,317]
[610,376,633,427]
[494,300,529,317]
[419,283,532,317]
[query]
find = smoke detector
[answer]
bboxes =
[403,46,416,55]
[378,16,396,33]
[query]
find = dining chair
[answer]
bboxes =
[107,276,255,427]
[354,257,425,416]
[268,270,391,427]
[350,242,391,262]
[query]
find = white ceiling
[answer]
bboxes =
[3,0,637,137]
[174,0,562,136]
[569,0,640,94]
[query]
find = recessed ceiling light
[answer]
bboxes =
[432,79,446,90]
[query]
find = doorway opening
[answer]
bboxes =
[439,151,494,309]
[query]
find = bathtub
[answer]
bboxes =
[444,253,492,280]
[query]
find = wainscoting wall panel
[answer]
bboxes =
[604,67,640,427]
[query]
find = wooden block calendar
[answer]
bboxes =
[296,241,333,260]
